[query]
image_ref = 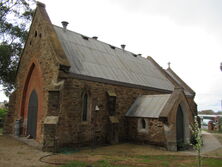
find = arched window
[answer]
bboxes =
[138,118,148,133]
[141,119,146,129]
[82,93,88,121]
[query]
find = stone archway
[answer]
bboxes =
[20,61,43,141]
[27,90,38,138]
[176,103,190,150]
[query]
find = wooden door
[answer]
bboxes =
[27,90,38,139]
[176,105,184,150]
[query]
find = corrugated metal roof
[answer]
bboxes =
[53,25,175,91]
[126,94,171,118]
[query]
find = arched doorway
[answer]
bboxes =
[20,61,43,140]
[176,105,184,150]
[27,90,38,139]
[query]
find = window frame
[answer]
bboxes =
[81,91,91,122]
[137,118,148,133]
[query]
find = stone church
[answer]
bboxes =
[4,2,197,151]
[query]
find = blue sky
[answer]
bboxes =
[1,0,222,112]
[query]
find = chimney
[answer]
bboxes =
[61,21,69,31]
[92,36,98,40]
[121,44,126,50]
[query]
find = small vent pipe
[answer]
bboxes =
[61,21,69,31]
[121,44,126,50]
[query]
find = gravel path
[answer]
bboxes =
[201,131,222,153]
[182,131,222,155]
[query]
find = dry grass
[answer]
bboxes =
[42,143,222,167]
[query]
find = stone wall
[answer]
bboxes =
[187,97,197,116]
[55,76,166,147]
[127,117,165,146]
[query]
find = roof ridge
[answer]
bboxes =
[166,68,195,96]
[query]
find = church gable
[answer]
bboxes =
[13,2,71,142]
[17,2,69,79]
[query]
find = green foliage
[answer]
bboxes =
[0,108,7,118]
[0,0,35,96]
[190,116,203,167]
[198,110,215,115]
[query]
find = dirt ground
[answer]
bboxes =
[0,135,52,167]
[0,135,188,167]
[0,132,222,167]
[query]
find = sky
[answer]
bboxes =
[1,0,222,112]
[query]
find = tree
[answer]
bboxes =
[190,116,203,167]
[0,0,35,96]
[198,110,215,115]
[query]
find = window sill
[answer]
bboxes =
[138,129,148,134]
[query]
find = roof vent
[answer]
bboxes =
[92,36,98,40]
[109,45,116,49]
[61,21,69,31]
[121,44,126,50]
[81,35,89,40]
[132,53,137,57]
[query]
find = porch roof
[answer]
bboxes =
[125,94,171,118]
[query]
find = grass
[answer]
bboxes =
[203,158,222,167]
[54,152,222,167]
[58,156,222,167]
[41,142,222,167]
[0,128,2,135]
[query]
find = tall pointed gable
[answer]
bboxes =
[17,1,70,75]
[159,88,191,118]
[14,2,72,140]
[36,2,70,67]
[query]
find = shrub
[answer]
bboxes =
[0,108,8,127]
[0,108,7,118]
